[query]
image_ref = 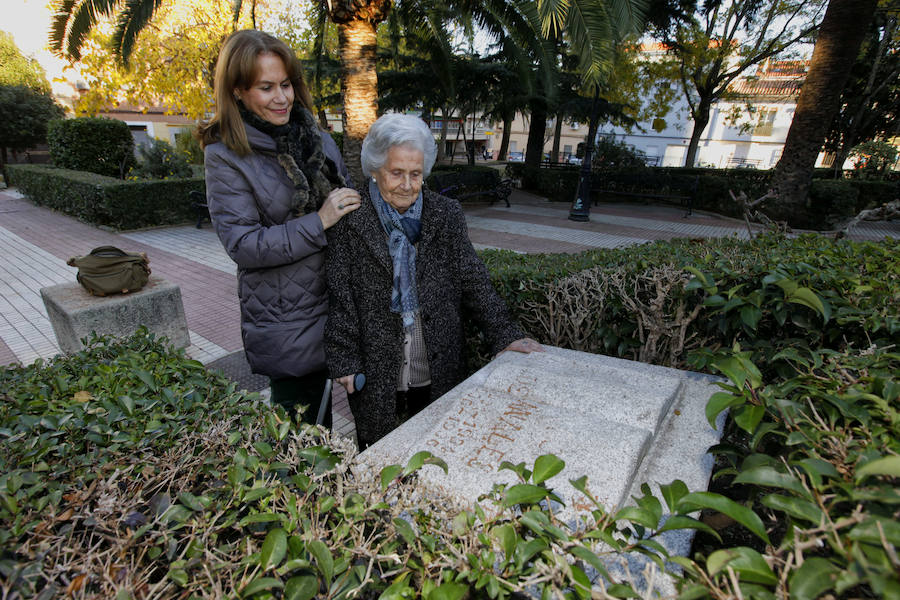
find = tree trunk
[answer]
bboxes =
[770,0,879,225]
[338,19,381,185]
[451,116,462,164]
[525,102,547,172]
[469,108,477,166]
[684,96,712,167]
[551,113,562,162]
[498,114,512,160]
[437,109,449,163]
[459,111,474,166]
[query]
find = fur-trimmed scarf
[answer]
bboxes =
[239,103,346,215]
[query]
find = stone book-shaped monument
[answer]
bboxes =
[359,346,724,554]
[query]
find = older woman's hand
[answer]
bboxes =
[336,374,358,394]
[318,187,361,229]
[500,338,544,355]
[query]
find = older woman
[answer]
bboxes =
[325,113,541,449]
[199,30,361,426]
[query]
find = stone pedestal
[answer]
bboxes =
[41,276,190,353]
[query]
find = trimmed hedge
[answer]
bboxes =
[465,233,899,371]
[7,164,204,230]
[47,117,136,178]
[505,164,898,229]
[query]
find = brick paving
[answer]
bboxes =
[2,185,897,443]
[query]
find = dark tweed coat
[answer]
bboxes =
[324,187,523,445]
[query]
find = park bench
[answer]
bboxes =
[592,174,699,217]
[429,169,513,207]
[189,190,210,228]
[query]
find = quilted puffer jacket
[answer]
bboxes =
[204,122,351,379]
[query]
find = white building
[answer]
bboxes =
[595,59,808,169]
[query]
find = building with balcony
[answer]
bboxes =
[594,59,808,169]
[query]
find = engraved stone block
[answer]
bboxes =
[359,346,723,524]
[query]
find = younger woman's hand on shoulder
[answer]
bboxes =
[319,187,361,229]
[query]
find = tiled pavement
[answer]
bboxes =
[2,185,897,442]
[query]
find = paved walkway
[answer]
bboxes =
[2,186,897,441]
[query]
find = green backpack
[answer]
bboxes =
[67,246,151,296]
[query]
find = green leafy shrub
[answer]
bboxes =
[0,329,763,599]
[426,164,505,199]
[808,178,861,227]
[689,345,900,600]
[329,129,343,153]
[174,127,204,165]
[592,136,648,168]
[504,161,580,200]
[848,178,899,212]
[429,163,498,176]
[7,164,203,229]
[475,234,899,597]
[471,234,898,371]
[849,139,899,177]
[47,117,136,178]
[133,138,193,179]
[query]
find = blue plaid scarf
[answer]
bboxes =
[370,179,422,331]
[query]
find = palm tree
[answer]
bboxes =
[380,0,556,166]
[324,0,391,182]
[769,0,880,225]
[532,0,648,220]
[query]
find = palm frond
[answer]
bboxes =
[566,0,648,86]
[385,8,402,66]
[49,0,79,56]
[111,0,164,65]
[511,0,560,99]
[567,0,613,85]
[537,0,571,38]
[50,0,120,60]
[472,0,558,100]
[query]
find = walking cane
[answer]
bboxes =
[316,375,363,426]
[316,379,332,426]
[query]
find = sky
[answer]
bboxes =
[5,0,82,98]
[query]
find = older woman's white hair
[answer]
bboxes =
[361,113,438,178]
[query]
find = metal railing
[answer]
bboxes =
[428,123,490,136]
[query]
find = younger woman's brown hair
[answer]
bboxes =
[198,29,315,155]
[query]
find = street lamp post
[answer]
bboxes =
[569,85,601,222]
